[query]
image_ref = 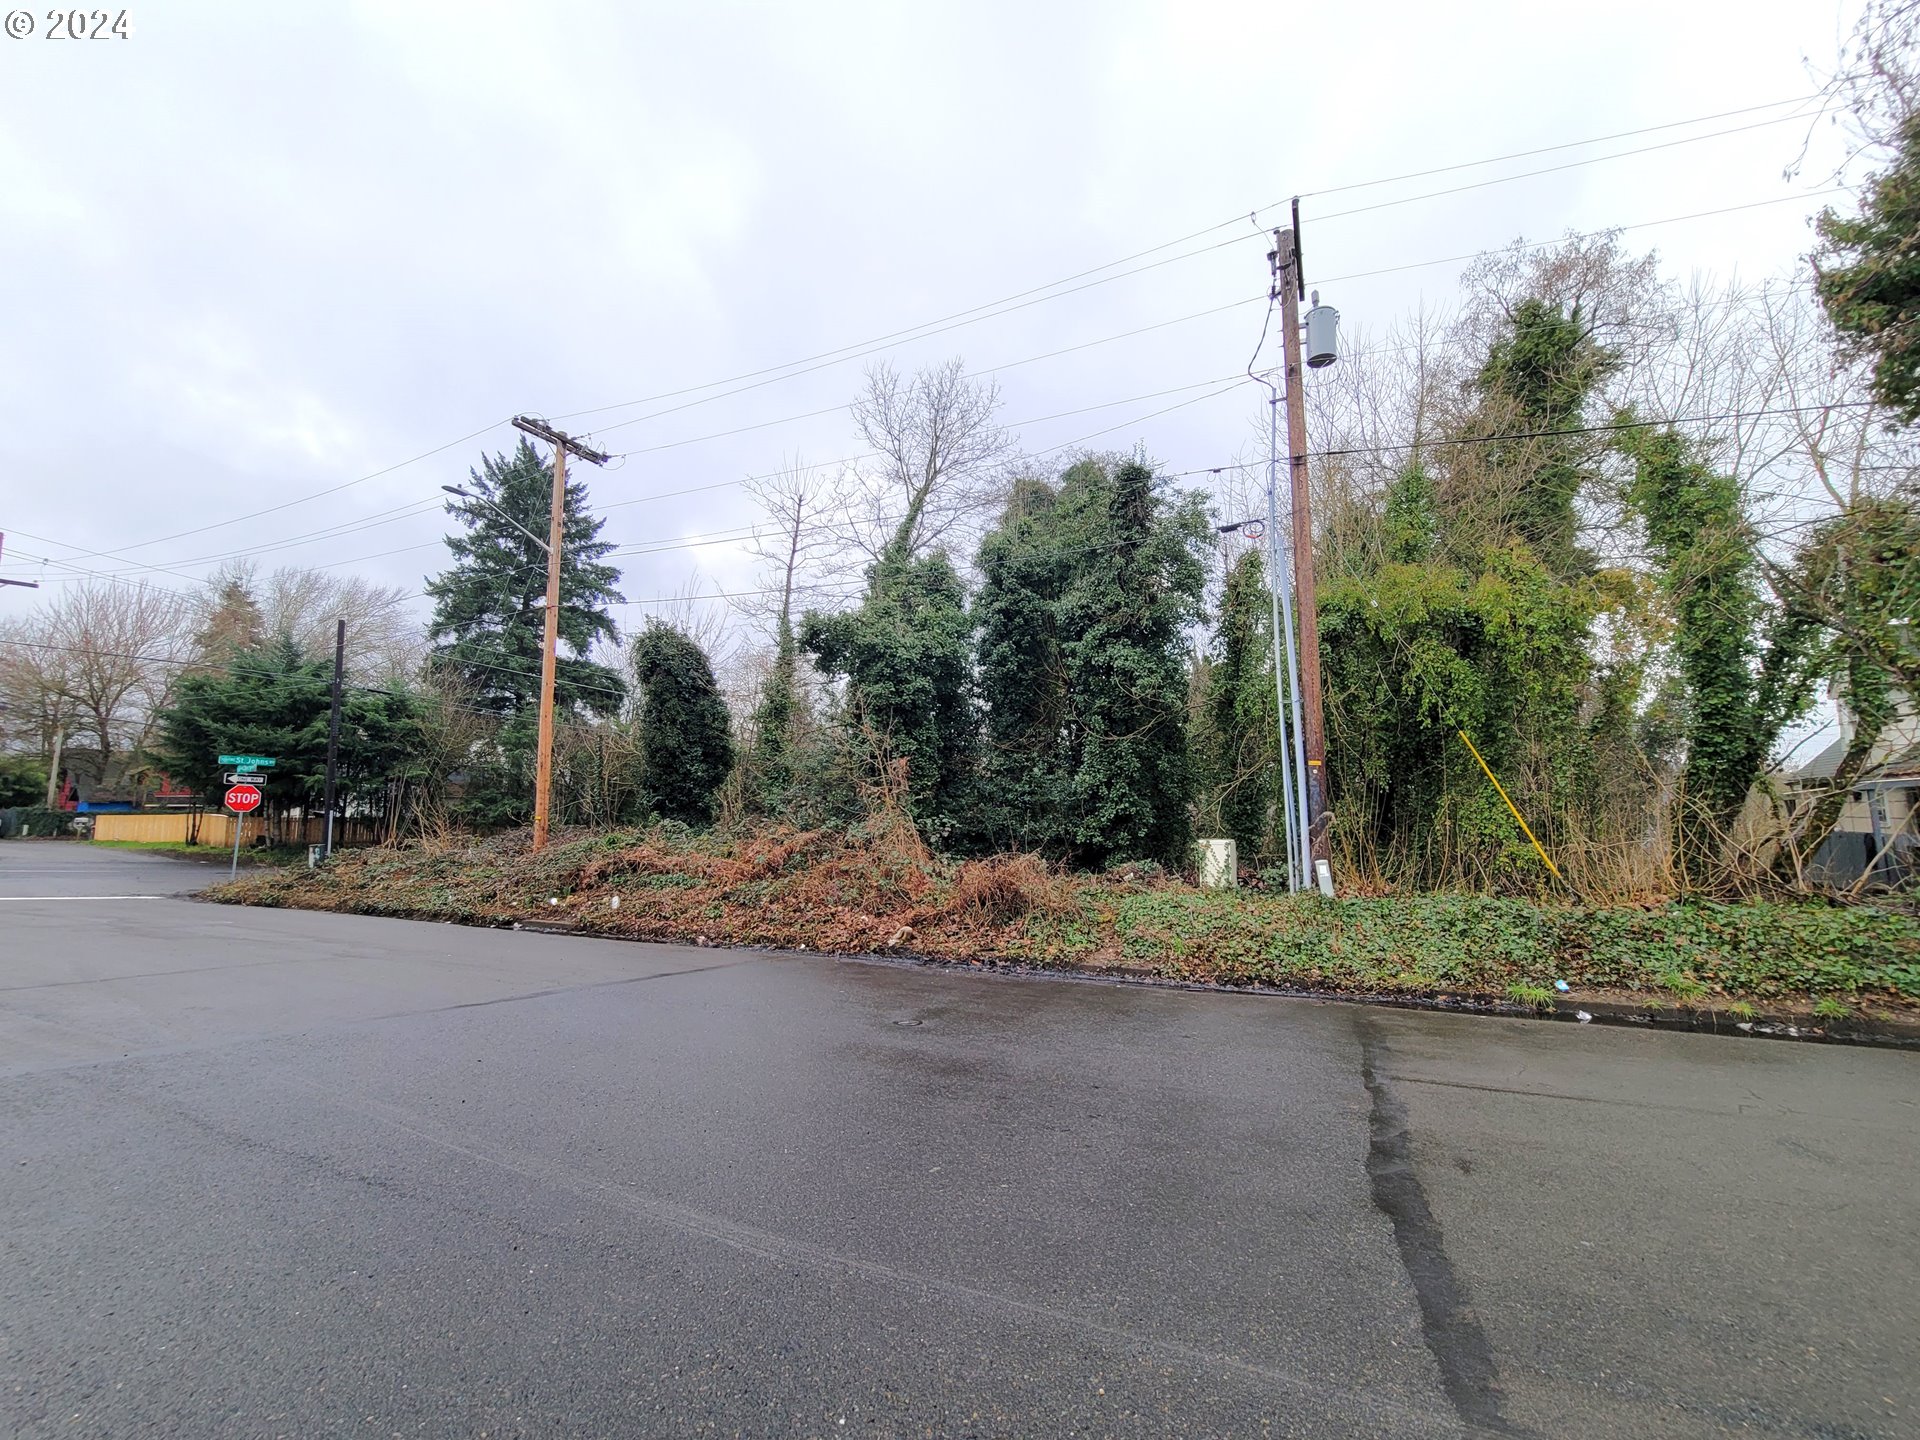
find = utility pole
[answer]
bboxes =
[510,415,610,852]
[1275,217,1331,874]
[321,618,344,858]
[45,726,63,809]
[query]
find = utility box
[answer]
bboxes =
[1305,299,1340,369]
[1197,838,1238,889]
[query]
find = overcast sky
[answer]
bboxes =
[0,0,1867,630]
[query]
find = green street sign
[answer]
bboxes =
[217,755,277,768]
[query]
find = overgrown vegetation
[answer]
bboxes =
[8,12,1920,912]
[216,824,1920,1017]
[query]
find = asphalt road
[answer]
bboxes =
[1,841,1915,1439]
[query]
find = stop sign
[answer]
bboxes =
[224,782,263,813]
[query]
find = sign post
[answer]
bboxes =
[223,779,265,881]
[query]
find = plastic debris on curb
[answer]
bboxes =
[1554,979,1571,993]
[1576,1010,1592,1023]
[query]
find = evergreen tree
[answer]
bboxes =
[631,622,734,826]
[148,634,421,830]
[969,456,1209,867]
[192,576,266,664]
[425,439,625,824]
[1815,125,1920,420]
[1815,2,1920,426]
[802,547,974,839]
[0,754,46,808]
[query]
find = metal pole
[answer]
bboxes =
[531,443,567,851]
[229,809,242,882]
[1273,480,1312,890]
[1277,227,1331,868]
[322,618,344,858]
[1265,394,1300,891]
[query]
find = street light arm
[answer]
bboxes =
[442,485,551,554]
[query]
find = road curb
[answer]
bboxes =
[495,914,1920,1051]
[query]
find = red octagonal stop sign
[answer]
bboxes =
[224,782,263,813]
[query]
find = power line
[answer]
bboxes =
[12,170,1850,590]
[17,167,1844,587]
[1306,107,1826,225]
[1297,92,1823,200]
[25,420,511,573]
[37,373,1257,584]
[550,91,1824,431]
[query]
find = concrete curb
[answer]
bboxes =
[497,915,1920,1051]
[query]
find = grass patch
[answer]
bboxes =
[206,825,1920,1016]
[91,839,305,865]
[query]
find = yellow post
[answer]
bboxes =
[1456,729,1565,883]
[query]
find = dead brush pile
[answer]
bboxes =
[217,818,1092,963]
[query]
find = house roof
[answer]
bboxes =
[1789,736,1920,786]
[1789,734,1849,783]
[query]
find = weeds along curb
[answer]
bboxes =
[209,895,1920,1052]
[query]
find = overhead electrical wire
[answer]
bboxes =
[7,94,1844,590]
[551,91,1825,428]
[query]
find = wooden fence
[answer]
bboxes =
[90,812,348,847]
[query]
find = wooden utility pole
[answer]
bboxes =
[511,415,610,852]
[1275,226,1331,868]
[44,726,63,809]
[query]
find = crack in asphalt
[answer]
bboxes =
[253,1065,1467,1436]
[1360,1015,1529,1437]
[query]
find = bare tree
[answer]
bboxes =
[835,358,1015,563]
[197,560,426,682]
[0,617,73,762]
[0,580,193,784]
[740,456,841,642]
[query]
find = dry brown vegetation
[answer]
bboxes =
[213,820,1920,1026]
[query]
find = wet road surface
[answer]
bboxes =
[2,841,1915,1437]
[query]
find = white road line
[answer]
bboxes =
[0,894,169,901]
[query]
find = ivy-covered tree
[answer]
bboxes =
[631,622,734,825]
[425,439,625,824]
[1320,460,1601,889]
[973,476,1072,850]
[1463,298,1617,576]
[802,548,974,840]
[746,629,800,812]
[1619,427,1821,882]
[147,634,421,835]
[1198,549,1278,861]
[970,455,1210,867]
